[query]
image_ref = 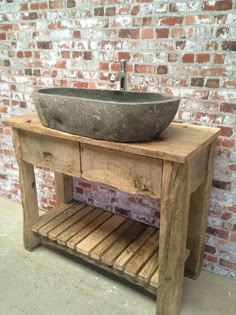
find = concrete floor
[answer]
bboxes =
[0,197,235,315]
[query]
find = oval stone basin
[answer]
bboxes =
[33,88,180,142]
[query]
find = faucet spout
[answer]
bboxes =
[109,60,128,90]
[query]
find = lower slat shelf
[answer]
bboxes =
[32,201,189,294]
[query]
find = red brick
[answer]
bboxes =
[156,28,169,38]
[206,255,218,263]
[142,29,154,39]
[214,54,225,64]
[230,233,236,242]
[20,3,28,10]
[157,65,168,74]
[106,7,116,16]
[83,51,93,60]
[61,51,70,58]
[73,82,89,89]
[218,126,233,137]
[212,179,231,190]
[205,244,217,254]
[94,7,104,16]
[220,258,236,271]
[216,138,235,148]
[119,29,139,39]
[182,54,194,63]
[135,64,155,74]
[0,24,12,31]
[67,0,75,8]
[55,61,66,69]
[0,33,6,40]
[207,226,229,240]
[220,103,236,113]
[191,78,204,87]
[216,27,230,37]
[37,41,52,49]
[4,60,10,66]
[206,79,219,88]
[222,41,236,51]
[131,5,140,15]
[171,28,185,39]
[118,52,130,61]
[73,30,80,39]
[49,0,64,9]
[202,1,232,11]
[22,12,38,20]
[17,51,24,58]
[196,54,210,63]
[99,62,109,71]
[160,16,184,26]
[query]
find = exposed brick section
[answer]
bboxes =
[135,64,155,74]
[182,54,194,63]
[156,28,169,38]
[191,78,204,87]
[196,54,210,63]
[202,1,232,11]
[206,79,220,88]
[37,42,52,49]
[212,180,231,191]
[0,0,235,281]
[159,16,184,26]
[119,29,139,39]
[94,7,104,16]
[157,65,168,74]
[222,41,236,51]
[220,103,236,113]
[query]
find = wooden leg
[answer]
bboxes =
[185,142,216,279]
[12,129,40,251]
[54,172,73,204]
[156,160,192,315]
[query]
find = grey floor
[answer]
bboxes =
[0,197,235,315]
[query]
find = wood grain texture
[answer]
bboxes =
[19,130,81,177]
[113,226,156,271]
[57,207,101,246]
[81,144,162,197]
[4,113,220,163]
[54,173,73,204]
[156,160,192,315]
[12,129,40,251]
[185,142,217,279]
[90,220,134,260]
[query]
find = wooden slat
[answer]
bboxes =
[48,205,94,240]
[69,212,113,249]
[124,231,160,277]
[39,203,85,237]
[101,222,146,266]
[138,251,159,283]
[4,113,220,163]
[90,220,134,260]
[76,215,126,255]
[32,201,77,232]
[57,207,103,246]
[113,226,156,271]
[150,268,159,288]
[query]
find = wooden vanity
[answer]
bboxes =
[4,113,220,315]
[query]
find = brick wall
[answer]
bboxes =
[0,0,235,279]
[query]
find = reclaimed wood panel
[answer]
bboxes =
[5,113,220,163]
[80,144,162,198]
[18,130,81,177]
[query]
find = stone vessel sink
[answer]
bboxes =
[33,88,180,142]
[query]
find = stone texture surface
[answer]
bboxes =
[0,0,236,280]
[33,88,180,142]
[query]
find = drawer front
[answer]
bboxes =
[19,131,81,177]
[80,144,162,198]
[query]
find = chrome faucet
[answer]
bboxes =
[110,60,127,90]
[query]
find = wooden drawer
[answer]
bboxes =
[19,131,81,177]
[80,143,162,198]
